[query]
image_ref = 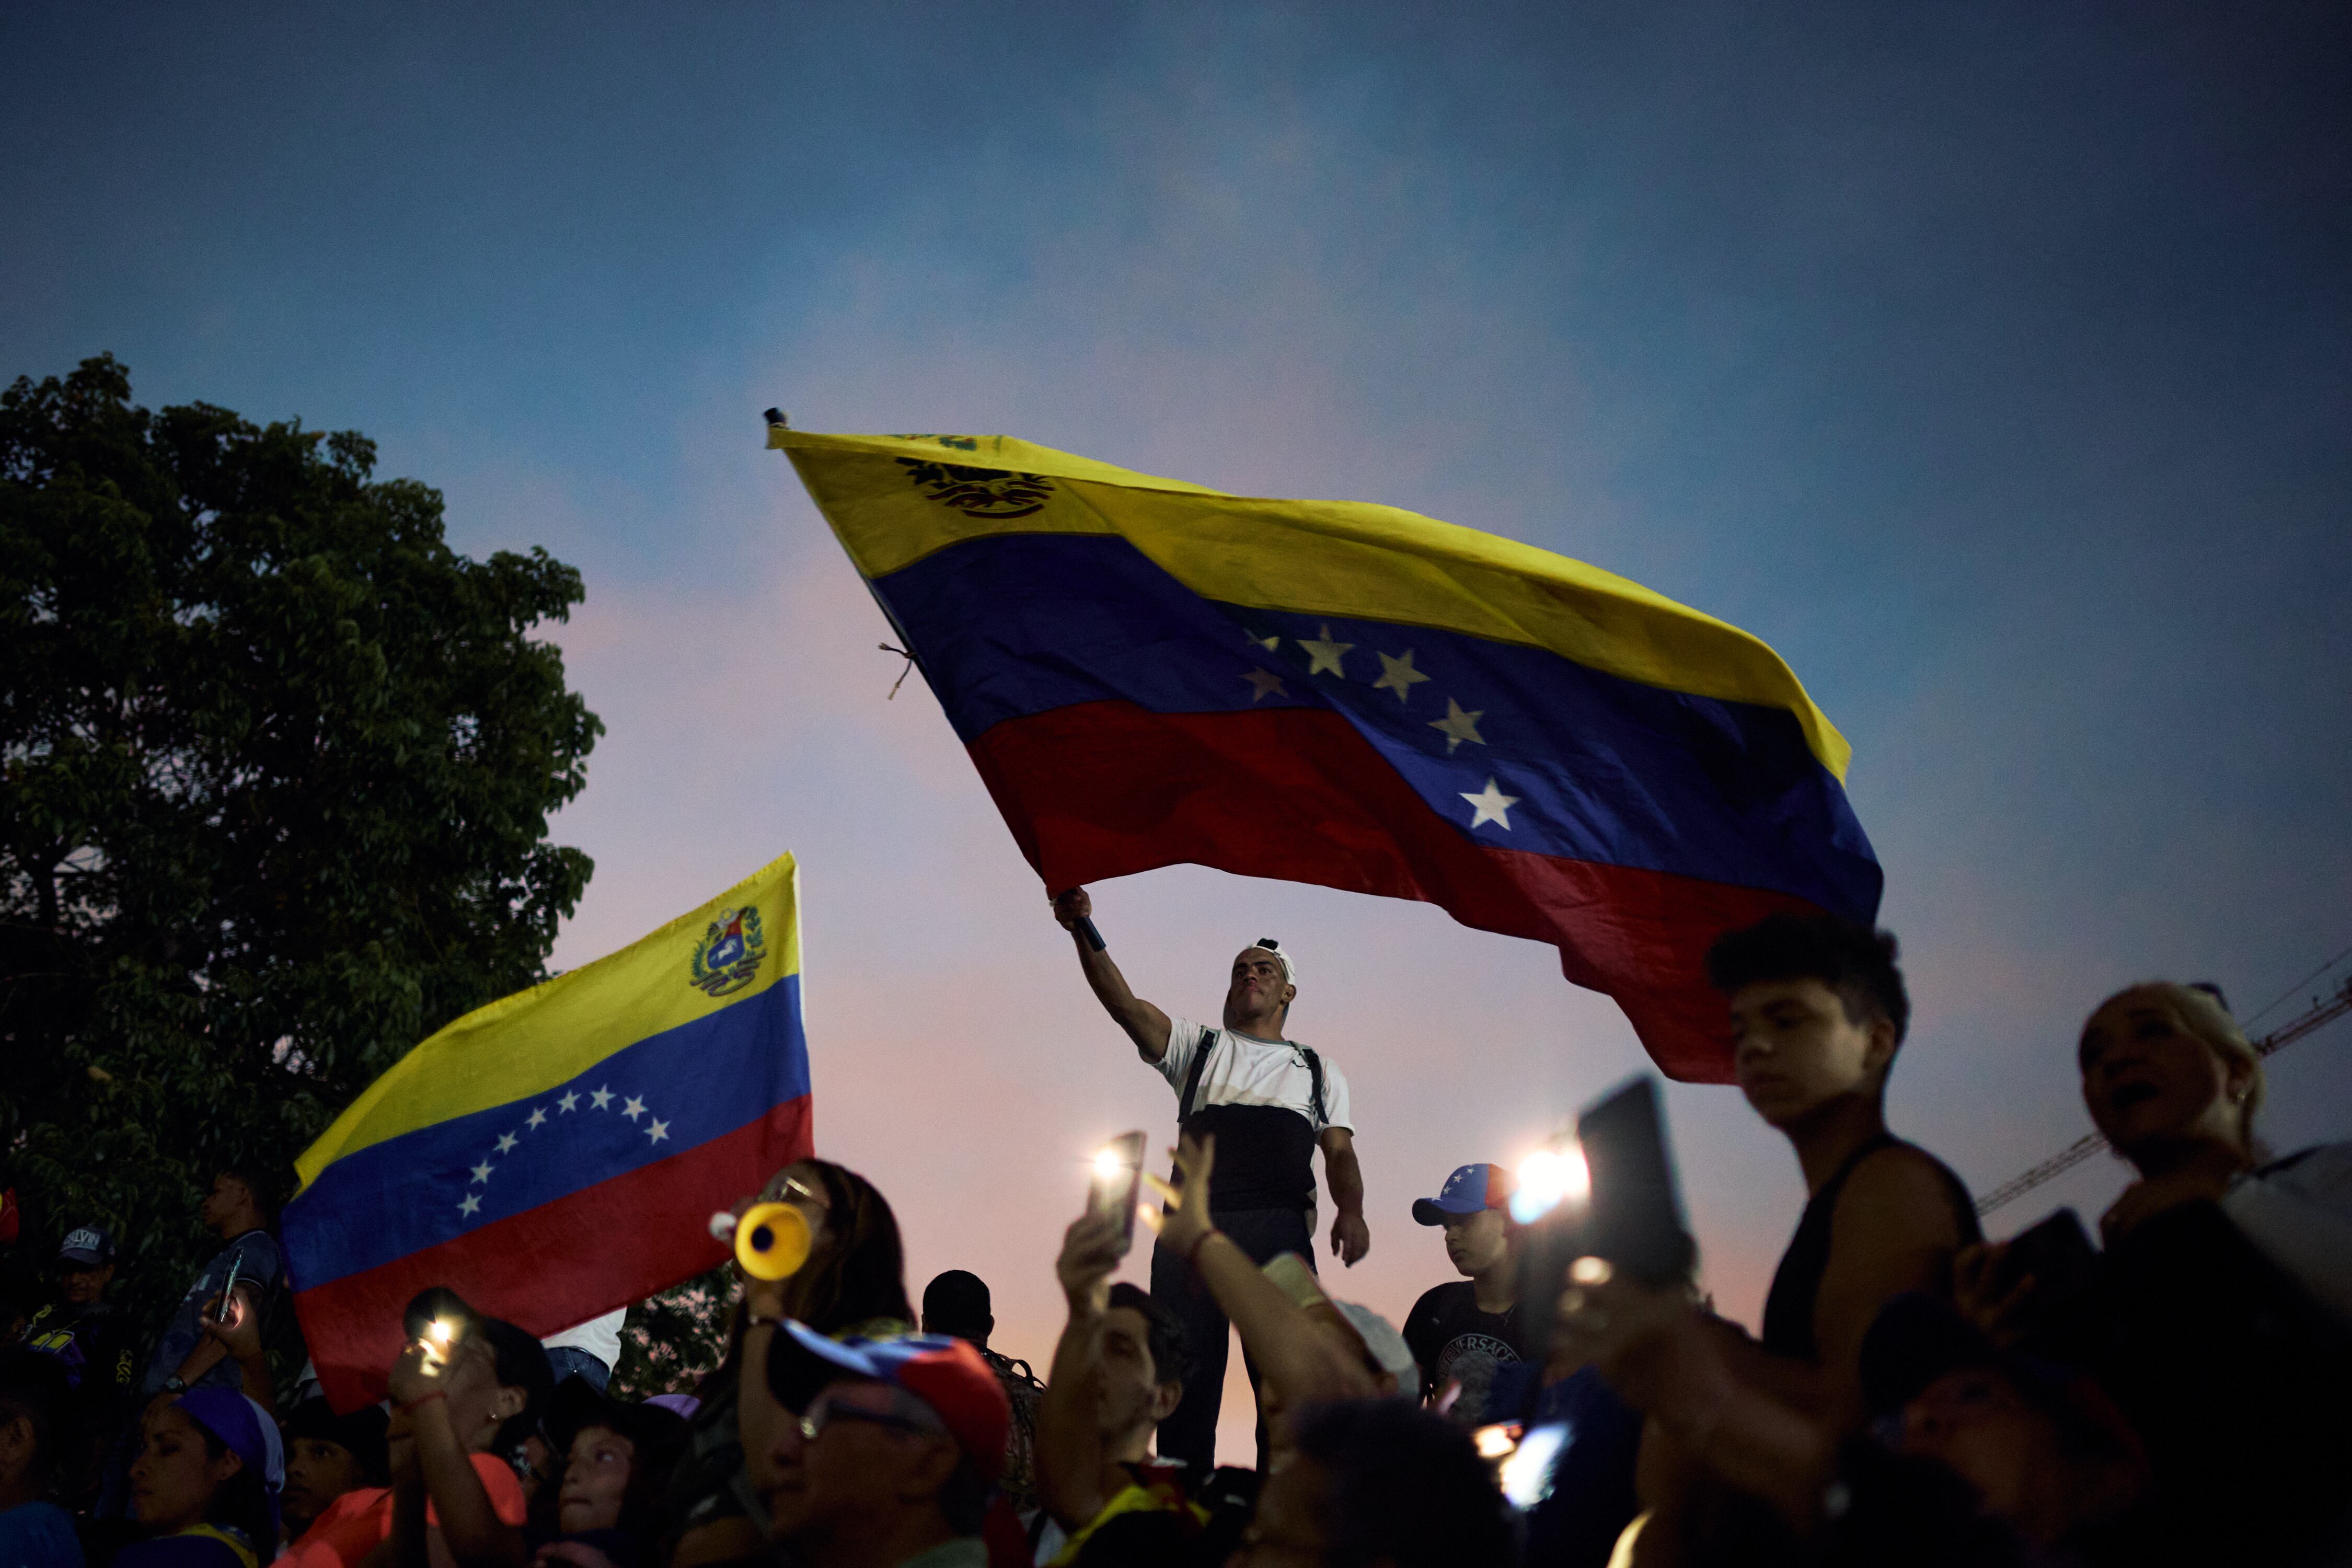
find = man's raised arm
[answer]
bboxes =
[1052,886,1173,1064]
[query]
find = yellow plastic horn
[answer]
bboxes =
[731,1201,812,1281]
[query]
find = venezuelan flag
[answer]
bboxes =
[778,432,1880,1083]
[282,856,813,1409]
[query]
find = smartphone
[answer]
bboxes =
[1089,1131,1149,1246]
[1514,1076,1696,1367]
[213,1253,245,1326]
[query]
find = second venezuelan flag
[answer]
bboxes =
[282,855,813,1409]
[778,430,1879,1082]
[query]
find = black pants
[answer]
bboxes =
[1150,1205,1314,1474]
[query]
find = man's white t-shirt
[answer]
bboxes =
[1158,1019,1353,1134]
[541,1306,627,1370]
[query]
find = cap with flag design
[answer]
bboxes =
[1411,1163,1517,1226]
[765,1322,1011,1479]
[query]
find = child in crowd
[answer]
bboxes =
[528,1378,689,1568]
[277,1398,387,1546]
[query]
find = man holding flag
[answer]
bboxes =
[775,427,1882,1086]
[1051,888,1364,1474]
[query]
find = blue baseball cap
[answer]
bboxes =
[1411,1164,1517,1226]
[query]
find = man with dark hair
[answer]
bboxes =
[759,1322,1010,1568]
[1561,914,1980,1557]
[920,1272,994,1347]
[921,1271,1044,1517]
[1036,1208,1195,1563]
[0,1347,84,1566]
[1051,887,1367,1473]
[1243,1398,1512,1567]
[20,1227,135,1504]
[1701,913,1977,1407]
[138,1170,284,1402]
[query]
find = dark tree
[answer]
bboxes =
[0,355,601,1340]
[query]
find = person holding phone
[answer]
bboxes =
[1050,887,1367,1475]
[1033,1205,1195,1563]
[137,1170,283,1405]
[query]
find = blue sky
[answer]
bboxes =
[8,2,2347,1456]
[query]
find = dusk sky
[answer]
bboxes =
[8,2,2347,1459]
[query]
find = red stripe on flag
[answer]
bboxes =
[968,702,1819,1081]
[297,1096,813,1412]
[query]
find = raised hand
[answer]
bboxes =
[1056,1210,1128,1316]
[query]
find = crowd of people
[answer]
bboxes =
[5,903,2350,1567]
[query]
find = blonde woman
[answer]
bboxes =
[2077,982,2352,1326]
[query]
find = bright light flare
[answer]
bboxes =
[1472,1422,1520,1460]
[1500,1421,1572,1508]
[1570,1255,1613,1286]
[1509,1142,1589,1224]
[427,1318,456,1347]
[1093,1147,1128,1180]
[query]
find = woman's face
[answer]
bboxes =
[130,1405,240,1534]
[557,1425,636,1534]
[2078,990,2245,1164]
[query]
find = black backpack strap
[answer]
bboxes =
[1297,1045,1327,1128]
[1178,1024,1219,1125]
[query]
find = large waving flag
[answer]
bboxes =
[283,856,813,1409]
[778,431,1878,1082]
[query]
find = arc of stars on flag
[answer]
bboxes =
[1240,622,1520,833]
[453,1080,672,1220]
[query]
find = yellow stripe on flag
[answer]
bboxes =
[776,430,1852,780]
[293,854,803,1191]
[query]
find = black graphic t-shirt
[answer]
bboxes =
[1403,1281,1532,1424]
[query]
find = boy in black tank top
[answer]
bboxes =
[1549,915,1980,1560]
[1711,914,1978,1415]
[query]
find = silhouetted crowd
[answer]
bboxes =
[6,912,2350,1567]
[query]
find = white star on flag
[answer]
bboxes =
[1298,624,1354,677]
[557,1091,579,1113]
[590,1086,614,1111]
[525,1108,547,1131]
[1249,631,1279,652]
[621,1096,647,1121]
[494,1132,518,1155]
[458,1194,481,1217]
[469,1162,492,1185]
[646,1119,671,1144]
[1242,667,1287,703]
[1461,777,1521,830]
[1371,650,1431,704]
[1429,698,1486,753]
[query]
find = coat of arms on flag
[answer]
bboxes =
[690,906,766,997]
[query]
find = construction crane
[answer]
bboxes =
[1975,970,2352,1217]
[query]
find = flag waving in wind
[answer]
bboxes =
[283,855,813,1409]
[777,431,1880,1082]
